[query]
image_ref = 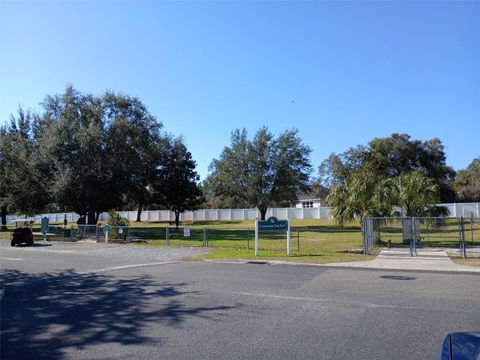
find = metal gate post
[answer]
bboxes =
[363,220,367,254]
[471,214,474,245]
[297,230,300,252]
[460,217,466,259]
[166,226,169,245]
[410,217,417,257]
[363,219,372,255]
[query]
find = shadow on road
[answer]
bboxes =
[10,243,52,248]
[1,269,238,359]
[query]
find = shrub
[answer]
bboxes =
[107,211,130,227]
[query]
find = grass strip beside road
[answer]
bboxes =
[193,248,376,264]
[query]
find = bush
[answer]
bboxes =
[107,212,130,240]
[107,211,130,227]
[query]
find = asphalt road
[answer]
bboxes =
[1,241,479,360]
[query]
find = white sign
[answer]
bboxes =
[183,226,191,237]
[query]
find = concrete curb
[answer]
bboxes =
[203,258,480,274]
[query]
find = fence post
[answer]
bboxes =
[360,219,368,255]
[410,217,417,257]
[362,220,367,254]
[287,220,291,255]
[471,214,474,245]
[297,229,300,252]
[247,228,250,249]
[96,226,99,243]
[460,216,466,259]
[255,219,259,257]
[203,227,207,247]
[166,226,169,245]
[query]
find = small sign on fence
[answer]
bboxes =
[184,226,191,237]
[41,217,49,234]
[102,224,111,235]
[41,216,49,243]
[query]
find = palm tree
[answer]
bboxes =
[326,170,391,227]
[327,170,448,226]
[387,171,448,217]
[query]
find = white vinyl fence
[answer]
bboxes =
[5,202,480,224]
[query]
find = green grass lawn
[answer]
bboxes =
[128,219,375,264]
[5,217,476,264]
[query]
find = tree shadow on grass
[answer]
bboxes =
[0,269,239,360]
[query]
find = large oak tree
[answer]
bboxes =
[454,157,480,202]
[319,133,456,201]
[207,127,312,220]
[0,108,51,229]
[152,137,203,227]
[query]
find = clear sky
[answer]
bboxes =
[1,1,479,180]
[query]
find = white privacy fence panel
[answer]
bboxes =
[287,208,304,219]
[460,204,478,217]
[303,208,320,219]
[6,203,479,224]
[271,208,288,219]
[231,209,247,220]
[320,207,331,219]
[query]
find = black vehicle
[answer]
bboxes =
[436,332,480,360]
[11,227,34,246]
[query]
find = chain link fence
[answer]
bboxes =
[45,225,131,243]
[31,222,369,259]
[363,216,480,258]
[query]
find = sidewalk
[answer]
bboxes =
[325,248,480,273]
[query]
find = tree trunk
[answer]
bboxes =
[174,210,180,228]
[95,212,100,224]
[259,207,268,220]
[1,206,7,231]
[136,205,142,222]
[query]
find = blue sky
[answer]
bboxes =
[1,1,479,180]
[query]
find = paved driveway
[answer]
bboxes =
[0,239,209,263]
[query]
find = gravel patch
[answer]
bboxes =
[0,239,210,261]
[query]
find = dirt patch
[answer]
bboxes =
[450,257,480,267]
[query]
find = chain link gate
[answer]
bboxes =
[363,216,480,258]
